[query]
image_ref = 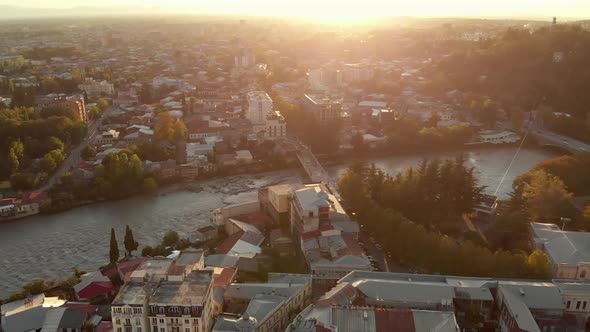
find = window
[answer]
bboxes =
[152,319,157,324]
[308,212,313,217]
[159,307,165,314]
[584,301,588,310]
[184,308,190,315]
[577,301,581,309]
[581,270,587,278]
[567,301,571,309]
[159,319,164,324]
[116,319,121,325]
[185,320,189,325]
[152,326,157,332]
[136,328,142,332]
[125,319,131,326]
[117,329,122,332]
[160,329,165,332]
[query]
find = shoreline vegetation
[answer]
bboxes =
[1,139,558,222]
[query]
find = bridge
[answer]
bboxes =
[280,137,341,201]
[531,127,590,154]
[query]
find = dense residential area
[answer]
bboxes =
[2,9,590,332]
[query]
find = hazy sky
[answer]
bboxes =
[2,0,590,19]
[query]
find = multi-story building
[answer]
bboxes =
[530,222,590,280]
[78,78,115,97]
[342,63,374,83]
[111,256,217,332]
[246,91,286,139]
[289,184,348,236]
[148,270,215,332]
[35,93,88,122]
[301,94,341,124]
[246,91,272,125]
[212,273,312,332]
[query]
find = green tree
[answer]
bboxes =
[522,169,573,222]
[142,177,158,193]
[173,120,187,142]
[8,139,24,173]
[96,98,108,111]
[10,173,34,191]
[162,230,179,247]
[81,146,96,161]
[527,250,552,279]
[124,225,139,256]
[109,228,120,264]
[22,279,48,295]
[40,153,57,172]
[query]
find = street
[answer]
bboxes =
[40,108,110,191]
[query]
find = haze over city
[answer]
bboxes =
[2,1,590,332]
[1,0,590,20]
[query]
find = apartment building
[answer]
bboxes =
[78,78,114,97]
[301,94,341,124]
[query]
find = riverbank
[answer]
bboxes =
[0,145,562,298]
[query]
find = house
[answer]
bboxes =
[192,225,219,242]
[94,130,119,145]
[217,154,238,167]
[270,228,294,256]
[1,294,66,332]
[40,307,88,332]
[73,271,114,301]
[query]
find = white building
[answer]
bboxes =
[246,91,286,139]
[342,63,374,83]
[78,78,114,97]
[479,130,520,144]
[246,91,273,125]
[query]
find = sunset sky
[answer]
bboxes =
[1,0,589,20]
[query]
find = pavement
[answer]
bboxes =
[532,126,590,153]
[358,225,407,273]
[40,108,110,191]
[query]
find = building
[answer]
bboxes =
[73,271,114,301]
[213,274,312,332]
[147,270,215,332]
[78,78,115,97]
[530,222,590,280]
[245,91,272,125]
[478,130,520,144]
[35,94,88,122]
[1,294,66,332]
[288,271,589,332]
[94,129,120,145]
[289,184,348,236]
[40,307,88,332]
[342,63,374,83]
[111,257,218,332]
[301,94,342,124]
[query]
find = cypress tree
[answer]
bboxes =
[124,225,139,257]
[109,228,119,264]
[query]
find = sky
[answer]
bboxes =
[1,0,590,20]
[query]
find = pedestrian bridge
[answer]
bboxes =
[279,137,341,201]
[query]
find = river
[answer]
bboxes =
[0,146,560,298]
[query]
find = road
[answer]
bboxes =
[358,225,407,273]
[40,109,109,191]
[532,126,590,153]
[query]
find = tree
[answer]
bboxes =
[142,177,158,193]
[109,228,120,264]
[155,112,175,141]
[8,140,24,173]
[162,230,179,247]
[96,98,108,111]
[40,153,57,172]
[124,225,139,256]
[88,106,101,120]
[81,146,96,161]
[22,279,48,295]
[10,173,34,191]
[527,250,552,279]
[522,170,573,222]
[173,120,187,142]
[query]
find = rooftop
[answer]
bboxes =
[531,222,590,266]
[150,271,212,306]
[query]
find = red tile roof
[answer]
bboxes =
[374,309,415,332]
[77,282,114,299]
[213,267,238,287]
